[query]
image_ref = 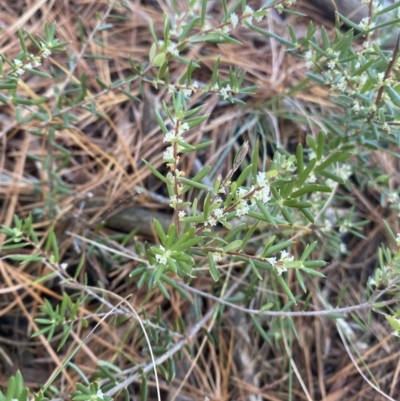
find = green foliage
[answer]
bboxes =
[2,0,400,399]
[0,372,29,401]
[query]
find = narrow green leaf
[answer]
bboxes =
[24,30,40,49]
[240,221,259,251]
[11,97,36,105]
[153,219,167,245]
[153,52,166,67]
[314,152,352,174]
[208,253,220,281]
[300,266,325,277]
[245,23,295,47]
[250,315,271,343]
[235,164,252,188]
[300,241,317,262]
[276,274,297,304]
[252,139,259,181]
[154,109,168,134]
[296,144,304,175]
[290,184,319,198]
[179,177,212,191]
[316,131,324,160]
[300,208,314,223]
[157,280,170,299]
[25,68,52,78]
[200,0,208,27]
[18,29,28,53]
[264,240,293,257]
[181,168,211,193]
[180,214,205,223]
[224,239,242,253]
[120,89,140,102]
[140,376,148,401]
[295,269,306,293]
[249,259,262,280]
[281,207,293,225]
[385,86,400,108]
[296,158,317,187]
[142,159,169,184]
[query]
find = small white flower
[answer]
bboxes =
[335,76,347,92]
[170,26,183,38]
[304,50,313,69]
[207,216,217,226]
[337,165,352,180]
[14,59,23,67]
[359,17,375,31]
[155,254,167,265]
[192,81,199,89]
[213,208,224,218]
[167,43,179,56]
[340,243,347,254]
[164,130,175,143]
[352,102,360,113]
[181,88,192,97]
[178,210,187,219]
[220,84,231,100]
[396,233,400,247]
[308,174,316,183]
[255,9,268,22]
[266,257,277,266]
[212,252,223,262]
[42,47,51,58]
[388,191,399,204]
[275,265,287,275]
[170,195,178,208]
[180,122,190,132]
[242,15,253,27]
[328,59,336,69]
[60,263,68,270]
[163,146,174,160]
[236,200,249,217]
[155,245,170,266]
[237,187,248,199]
[230,13,239,27]
[279,251,294,264]
[15,68,25,76]
[251,185,271,204]
[96,390,104,400]
[260,186,271,203]
[322,220,332,233]
[23,63,33,70]
[257,172,267,186]
[281,250,289,259]
[339,223,348,234]
[244,5,254,15]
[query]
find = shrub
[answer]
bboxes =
[1,0,400,399]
